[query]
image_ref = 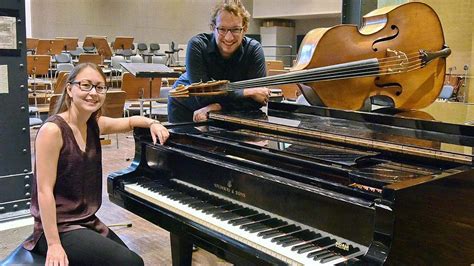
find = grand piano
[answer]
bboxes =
[108,101,474,265]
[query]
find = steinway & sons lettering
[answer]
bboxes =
[213,183,246,198]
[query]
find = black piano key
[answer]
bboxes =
[280,230,316,247]
[245,223,269,233]
[212,206,245,217]
[189,201,212,209]
[320,255,343,264]
[328,244,361,257]
[202,206,225,214]
[272,235,295,244]
[314,252,337,261]
[227,213,266,226]
[295,243,319,254]
[312,236,337,249]
[258,224,298,237]
[232,208,258,217]
[203,203,239,215]
[272,228,307,243]
[290,233,323,252]
[221,204,243,212]
[292,236,333,254]
[259,224,300,239]
[167,193,188,200]
[178,197,201,205]
[244,218,285,233]
[237,215,272,227]
[239,217,274,230]
[307,249,331,259]
[155,188,177,195]
[213,212,240,221]
[280,238,304,247]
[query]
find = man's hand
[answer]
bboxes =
[193,103,222,122]
[243,87,270,105]
[46,243,69,266]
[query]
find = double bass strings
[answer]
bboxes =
[229,52,424,90]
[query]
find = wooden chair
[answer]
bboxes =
[101,91,127,147]
[266,60,284,72]
[78,53,102,65]
[120,72,162,116]
[53,71,69,94]
[26,38,39,54]
[47,94,61,117]
[27,55,52,106]
[267,69,300,101]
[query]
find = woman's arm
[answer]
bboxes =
[98,116,170,145]
[35,123,69,266]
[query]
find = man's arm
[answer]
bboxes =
[185,36,210,83]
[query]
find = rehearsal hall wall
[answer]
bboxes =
[29,0,258,45]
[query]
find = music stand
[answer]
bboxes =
[83,36,112,62]
[36,39,64,55]
[56,37,78,52]
[112,36,134,51]
[120,62,180,116]
[83,35,107,53]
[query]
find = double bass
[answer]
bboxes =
[171,2,450,111]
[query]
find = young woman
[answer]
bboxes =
[23,63,169,266]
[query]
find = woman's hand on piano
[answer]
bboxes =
[46,243,69,266]
[193,103,222,122]
[149,121,169,145]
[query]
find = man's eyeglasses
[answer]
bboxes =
[70,80,108,94]
[216,27,244,36]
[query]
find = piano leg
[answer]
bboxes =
[170,233,193,266]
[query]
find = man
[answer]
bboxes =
[168,0,270,123]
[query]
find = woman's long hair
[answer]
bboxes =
[53,63,107,119]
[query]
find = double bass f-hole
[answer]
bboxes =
[374,49,407,96]
[372,25,399,52]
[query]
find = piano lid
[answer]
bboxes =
[208,102,474,164]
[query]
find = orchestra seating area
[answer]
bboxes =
[24,36,192,125]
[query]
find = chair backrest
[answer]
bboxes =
[26,38,39,51]
[54,71,70,94]
[55,53,71,63]
[111,55,126,69]
[267,69,299,101]
[130,55,144,63]
[56,63,74,73]
[69,47,84,57]
[121,72,162,99]
[152,56,166,65]
[266,60,284,72]
[27,55,51,76]
[149,43,160,52]
[137,43,147,52]
[48,94,61,116]
[101,91,127,118]
[439,85,454,99]
[78,53,102,65]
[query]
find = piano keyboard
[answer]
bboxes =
[124,178,366,265]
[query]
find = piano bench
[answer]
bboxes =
[1,244,45,266]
